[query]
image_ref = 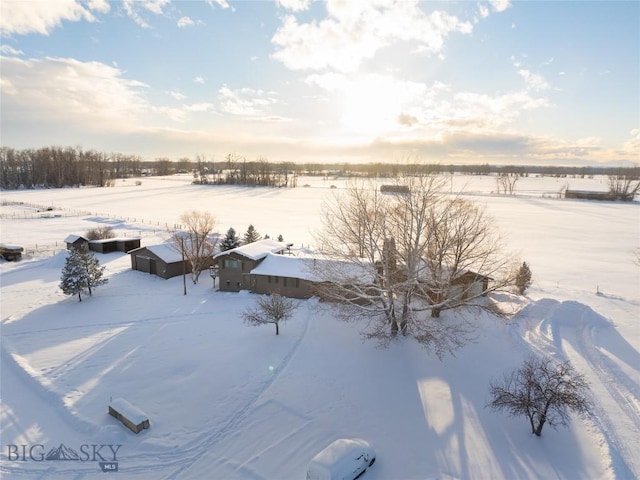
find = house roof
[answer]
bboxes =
[214,239,291,261]
[251,251,376,283]
[128,243,184,263]
[64,234,88,243]
[250,252,317,281]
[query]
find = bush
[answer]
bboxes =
[515,261,532,295]
[86,226,116,240]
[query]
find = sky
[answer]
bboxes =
[1,0,639,166]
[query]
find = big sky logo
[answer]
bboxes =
[5,442,121,472]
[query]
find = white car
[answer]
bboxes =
[306,438,376,480]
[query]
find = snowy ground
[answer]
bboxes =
[1,175,638,479]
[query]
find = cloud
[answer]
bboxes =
[621,129,640,155]
[0,45,23,55]
[168,90,187,100]
[397,113,419,127]
[177,16,195,28]
[518,69,550,91]
[0,0,108,36]
[488,0,511,13]
[217,85,279,116]
[206,0,230,9]
[183,102,216,113]
[272,1,473,72]
[193,76,205,84]
[275,0,311,12]
[1,56,149,129]
[122,0,169,29]
[306,71,549,138]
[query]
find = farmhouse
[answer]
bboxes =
[129,243,213,279]
[250,252,317,299]
[214,239,292,292]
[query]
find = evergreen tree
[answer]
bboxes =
[243,224,261,244]
[515,261,532,295]
[79,247,108,295]
[220,227,241,251]
[60,248,88,301]
[277,234,284,242]
[59,246,108,301]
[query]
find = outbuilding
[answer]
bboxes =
[129,243,212,279]
[65,234,89,251]
[89,238,141,254]
[0,243,24,261]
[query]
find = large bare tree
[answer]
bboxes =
[172,210,217,284]
[488,356,591,436]
[313,172,516,357]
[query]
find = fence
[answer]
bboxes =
[1,201,183,229]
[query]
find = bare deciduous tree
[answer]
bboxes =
[313,172,517,357]
[85,225,115,240]
[496,174,518,195]
[171,210,217,284]
[608,172,640,201]
[242,294,298,335]
[487,356,591,436]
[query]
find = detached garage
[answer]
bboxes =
[129,244,189,279]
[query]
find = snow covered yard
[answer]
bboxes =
[1,175,638,479]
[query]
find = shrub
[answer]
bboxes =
[86,226,116,241]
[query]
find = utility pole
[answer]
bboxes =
[181,236,187,295]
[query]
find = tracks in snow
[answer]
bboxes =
[509,299,639,479]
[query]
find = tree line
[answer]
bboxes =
[2,145,638,191]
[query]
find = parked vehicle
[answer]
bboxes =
[307,438,376,480]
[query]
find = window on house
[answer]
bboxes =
[224,258,241,269]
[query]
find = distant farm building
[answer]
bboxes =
[129,243,213,279]
[565,190,613,201]
[380,184,410,194]
[0,244,24,261]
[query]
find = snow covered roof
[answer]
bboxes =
[129,243,184,263]
[251,251,375,283]
[250,252,318,281]
[214,239,291,261]
[89,237,140,244]
[64,234,87,243]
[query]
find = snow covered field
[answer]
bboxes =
[1,175,638,480]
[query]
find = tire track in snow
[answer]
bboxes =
[509,299,638,479]
[37,308,314,479]
[157,309,312,480]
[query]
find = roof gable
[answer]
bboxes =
[65,234,88,243]
[129,243,184,263]
[214,239,291,261]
